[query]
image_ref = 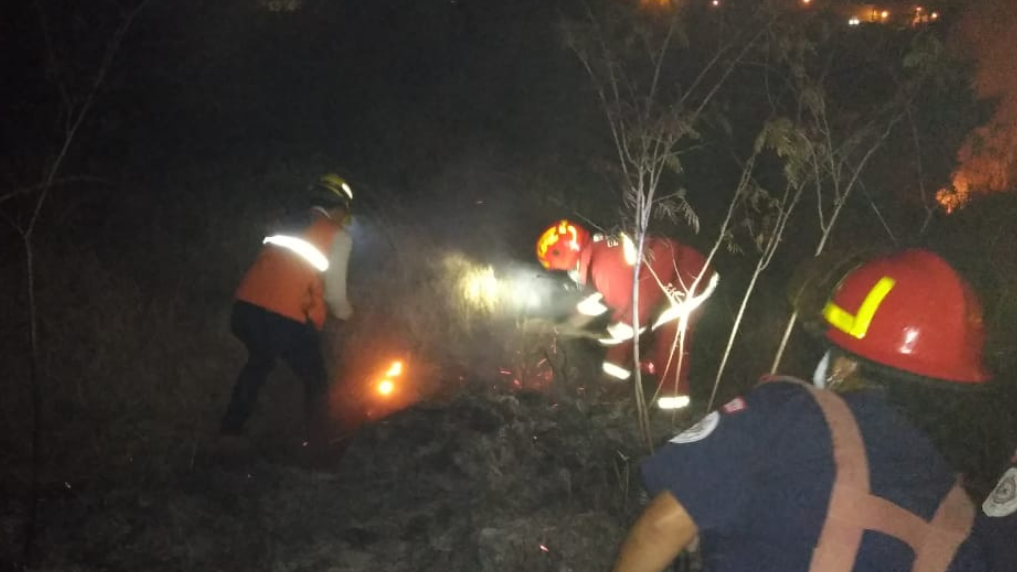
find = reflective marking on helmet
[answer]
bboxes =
[536,223,563,260]
[658,396,691,410]
[561,221,578,249]
[823,276,896,339]
[537,220,581,264]
[319,174,352,200]
[263,235,330,271]
[602,362,632,380]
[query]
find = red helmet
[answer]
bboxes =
[536,220,591,271]
[822,249,990,384]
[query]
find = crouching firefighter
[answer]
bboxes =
[612,249,991,572]
[220,173,355,446]
[535,220,717,410]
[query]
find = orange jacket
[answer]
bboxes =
[235,211,342,329]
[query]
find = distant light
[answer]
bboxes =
[916,6,923,11]
[711,0,720,6]
[802,0,811,4]
[931,11,939,19]
[848,17,861,26]
[881,10,890,19]
[378,379,395,396]
[658,396,691,410]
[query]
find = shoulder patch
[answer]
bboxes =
[983,467,1017,518]
[721,397,747,415]
[670,411,720,444]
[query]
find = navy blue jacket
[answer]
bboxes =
[641,381,987,572]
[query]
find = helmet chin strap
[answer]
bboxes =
[567,262,582,284]
[812,349,832,389]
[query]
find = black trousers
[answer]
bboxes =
[220,301,328,436]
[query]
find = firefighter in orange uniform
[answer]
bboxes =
[612,249,991,572]
[536,220,718,410]
[220,173,355,443]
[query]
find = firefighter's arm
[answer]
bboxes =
[548,291,604,337]
[324,229,354,320]
[612,491,699,572]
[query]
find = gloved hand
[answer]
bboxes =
[598,321,645,345]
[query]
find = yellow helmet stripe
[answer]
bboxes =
[823,276,896,339]
[537,220,570,258]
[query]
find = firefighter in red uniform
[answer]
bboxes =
[219,173,355,445]
[536,220,718,409]
[612,249,991,572]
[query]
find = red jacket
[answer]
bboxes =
[577,235,712,327]
[235,211,341,329]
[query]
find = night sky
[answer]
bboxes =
[3,0,1014,204]
[1,0,600,194]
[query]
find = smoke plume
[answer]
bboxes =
[939,0,1017,211]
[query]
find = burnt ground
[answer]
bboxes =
[0,386,699,572]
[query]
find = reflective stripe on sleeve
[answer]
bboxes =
[263,235,330,271]
[602,362,632,380]
[653,271,721,329]
[577,293,609,316]
[599,322,647,345]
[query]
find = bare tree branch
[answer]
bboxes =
[15,1,154,563]
[0,176,113,206]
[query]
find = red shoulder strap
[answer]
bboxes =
[804,387,975,572]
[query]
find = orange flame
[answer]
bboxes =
[386,361,403,377]
[942,0,1017,211]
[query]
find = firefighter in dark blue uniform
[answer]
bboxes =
[611,250,992,572]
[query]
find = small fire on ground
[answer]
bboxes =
[375,360,404,397]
